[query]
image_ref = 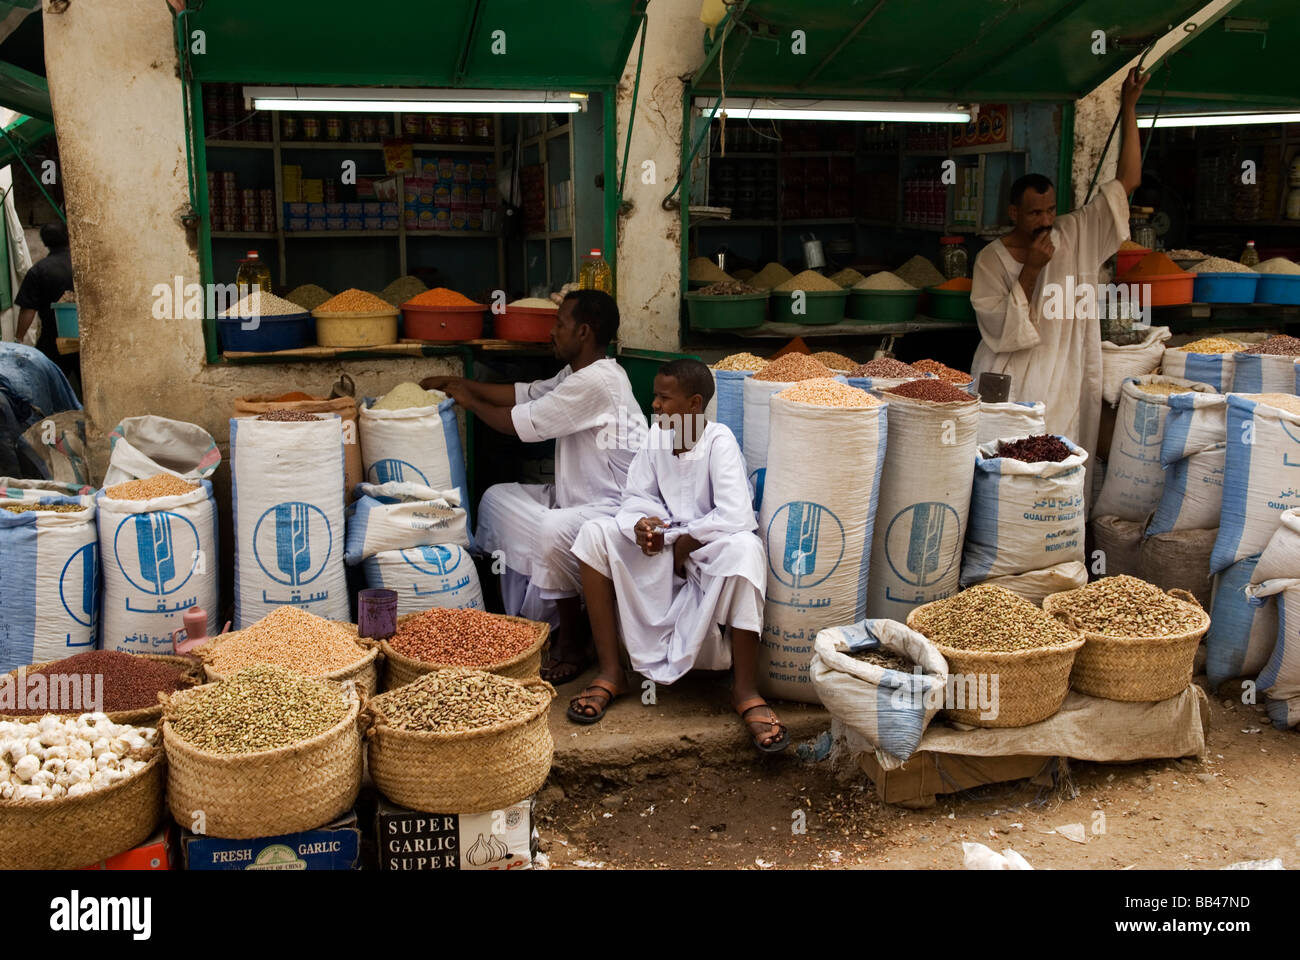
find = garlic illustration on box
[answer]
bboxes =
[464,832,511,866]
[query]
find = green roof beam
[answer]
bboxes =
[799,0,889,90]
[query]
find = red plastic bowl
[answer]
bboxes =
[1117,246,1151,276]
[401,303,486,341]
[496,306,558,343]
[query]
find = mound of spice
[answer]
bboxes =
[749,262,795,290]
[774,270,843,293]
[1121,251,1185,278]
[272,391,316,402]
[810,350,857,370]
[775,378,879,408]
[379,275,427,306]
[851,647,913,672]
[1164,248,1206,261]
[1256,257,1300,275]
[507,297,559,310]
[911,358,972,384]
[1119,240,1149,251]
[688,257,732,283]
[257,409,321,421]
[285,284,333,311]
[751,353,836,382]
[404,287,482,308]
[1135,381,1189,396]
[217,290,308,319]
[167,665,348,755]
[996,435,1072,463]
[711,352,769,371]
[1046,575,1204,637]
[0,650,195,715]
[933,277,973,291]
[2,503,84,514]
[854,271,915,291]
[849,357,922,379]
[883,379,975,403]
[827,267,866,288]
[375,669,547,734]
[314,288,397,313]
[1251,393,1300,416]
[1242,334,1300,356]
[200,606,369,677]
[1191,256,1256,274]
[697,279,759,296]
[390,608,541,667]
[894,255,946,289]
[104,474,198,501]
[1174,337,1242,354]
[373,381,447,410]
[910,585,1080,652]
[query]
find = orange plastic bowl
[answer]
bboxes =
[1116,246,1151,276]
[401,303,487,341]
[1120,271,1196,307]
[495,306,558,342]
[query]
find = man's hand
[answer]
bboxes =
[1121,66,1149,114]
[444,380,475,407]
[634,516,665,555]
[420,375,461,393]
[1027,230,1055,270]
[673,534,701,577]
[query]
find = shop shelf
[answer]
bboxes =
[685,291,769,330]
[1193,272,1259,304]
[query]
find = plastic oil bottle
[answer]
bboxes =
[236,249,272,294]
[1240,240,1260,268]
[579,249,613,295]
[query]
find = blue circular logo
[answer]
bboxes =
[112,512,199,595]
[1122,398,1166,448]
[884,502,960,587]
[765,501,844,589]
[399,544,464,576]
[366,459,429,485]
[253,502,333,586]
[60,541,99,627]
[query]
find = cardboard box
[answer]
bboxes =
[858,750,1056,807]
[376,797,535,870]
[81,826,177,870]
[182,811,360,870]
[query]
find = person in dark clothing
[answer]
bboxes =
[15,221,78,393]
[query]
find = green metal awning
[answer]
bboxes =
[183,0,647,89]
[694,0,1212,102]
[1146,0,1300,107]
[0,113,52,168]
[0,2,47,122]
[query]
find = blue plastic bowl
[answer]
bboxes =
[1255,273,1300,305]
[218,312,315,352]
[1193,272,1259,304]
[52,302,78,337]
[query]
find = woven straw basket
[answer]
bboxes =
[380,612,549,691]
[364,674,555,813]
[162,686,362,839]
[199,625,382,696]
[3,653,205,727]
[0,751,165,870]
[1043,587,1210,702]
[907,601,1085,728]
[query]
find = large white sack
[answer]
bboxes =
[362,545,484,617]
[1207,554,1276,691]
[231,416,348,627]
[1213,393,1300,574]
[1101,326,1171,405]
[1232,351,1297,396]
[101,415,221,486]
[742,377,789,508]
[809,618,948,769]
[0,477,94,501]
[1161,344,1236,393]
[976,401,1046,446]
[1243,510,1300,728]
[359,396,468,501]
[0,496,98,670]
[866,392,978,623]
[962,435,1087,585]
[1147,392,1226,535]
[97,480,219,654]
[711,368,754,449]
[344,482,470,564]
[1094,375,1215,522]
[981,561,1089,606]
[758,393,887,703]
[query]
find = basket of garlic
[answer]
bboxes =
[0,713,164,870]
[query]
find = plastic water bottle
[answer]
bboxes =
[1241,241,1259,268]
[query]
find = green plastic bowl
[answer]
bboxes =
[684,291,769,330]
[925,287,976,323]
[769,289,849,325]
[846,288,920,324]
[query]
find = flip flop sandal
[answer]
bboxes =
[736,697,790,755]
[566,678,621,725]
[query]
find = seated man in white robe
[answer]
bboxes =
[421,290,646,683]
[568,359,786,753]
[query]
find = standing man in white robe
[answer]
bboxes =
[421,290,646,683]
[971,67,1148,476]
[568,359,786,753]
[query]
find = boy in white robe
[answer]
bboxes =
[569,359,787,753]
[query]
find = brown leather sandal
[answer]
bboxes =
[735,696,790,755]
[567,678,621,725]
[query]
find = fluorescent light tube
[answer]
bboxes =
[252,98,580,113]
[246,86,583,113]
[694,97,970,123]
[1138,112,1300,128]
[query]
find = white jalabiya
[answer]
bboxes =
[970,179,1130,471]
[571,420,766,685]
[476,358,645,613]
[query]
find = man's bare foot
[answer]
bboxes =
[732,692,788,753]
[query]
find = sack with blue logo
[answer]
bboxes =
[976,400,1046,446]
[358,397,468,513]
[1094,375,1216,522]
[346,482,470,562]
[0,496,98,671]
[1100,326,1170,405]
[1243,512,1300,728]
[810,618,948,769]
[1231,350,1297,395]
[1160,343,1237,393]
[1147,392,1226,535]
[101,415,221,487]
[0,477,94,502]
[744,373,848,511]
[707,368,756,449]
[1207,554,1276,692]
[98,480,219,654]
[962,435,1087,586]
[230,416,348,628]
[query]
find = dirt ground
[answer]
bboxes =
[535,691,1299,870]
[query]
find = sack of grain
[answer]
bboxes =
[363,546,484,617]
[1146,392,1227,535]
[1090,514,1144,578]
[741,377,788,509]
[234,395,361,499]
[98,479,220,653]
[1161,344,1236,392]
[359,396,467,496]
[1213,393,1300,574]
[1139,527,1217,609]
[0,477,93,501]
[1244,512,1300,727]
[101,416,221,487]
[866,393,978,624]
[230,416,348,627]
[1233,352,1298,396]
[980,561,1089,606]
[809,618,948,769]
[1100,326,1171,406]
[1207,554,1277,692]
[712,369,753,448]
[976,401,1046,446]
[962,435,1087,585]
[1094,375,1216,522]
[0,497,97,670]
[757,393,887,703]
